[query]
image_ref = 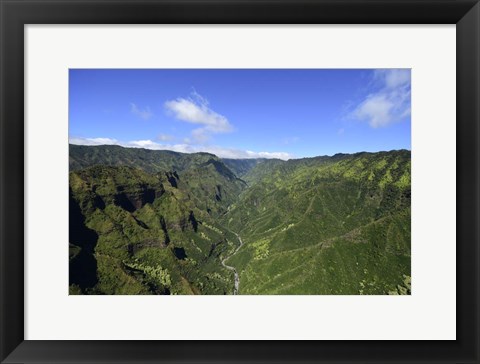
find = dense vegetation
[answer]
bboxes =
[69,145,411,295]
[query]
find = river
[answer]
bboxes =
[221,233,244,295]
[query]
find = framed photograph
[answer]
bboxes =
[1,0,478,363]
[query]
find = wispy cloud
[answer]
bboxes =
[69,137,120,146]
[351,69,410,128]
[283,136,300,145]
[157,133,174,142]
[69,137,292,160]
[164,90,233,143]
[191,128,211,144]
[377,69,411,89]
[130,103,153,120]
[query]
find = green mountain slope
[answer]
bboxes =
[69,163,243,295]
[222,158,266,178]
[70,144,231,174]
[69,145,411,295]
[70,144,266,178]
[221,150,411,294]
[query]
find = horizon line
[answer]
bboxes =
[69,142,411,161]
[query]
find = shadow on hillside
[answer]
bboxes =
[69,189,99,293]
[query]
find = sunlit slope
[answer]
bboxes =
[222,150,411,294]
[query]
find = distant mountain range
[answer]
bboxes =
[69,144,411,295]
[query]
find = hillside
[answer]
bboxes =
[70,144,258,176]
[69,163,244,295]
[69,145,411,295]
[222,158,266,178]
[222,150,411,294]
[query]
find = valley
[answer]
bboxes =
[221,233,245,295]
[69,144,411,295]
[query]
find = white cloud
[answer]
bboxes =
[127,140,161,148]
[69,137,120,146]
[69,137,292,160]
[355,94,395,128]
[244,150,292,160]
[164,91,233,140]
[157,133,174,142]
[352,69,411,128]
[375,69,410,89]
[130,103,153,120]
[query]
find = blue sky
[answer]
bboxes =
[69,69,411,159]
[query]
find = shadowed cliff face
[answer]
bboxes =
[69,189,98,292]
[114,187,158,212]
[189,211,198,232]
[165,172,178,188]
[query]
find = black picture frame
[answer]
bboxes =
[1,0,479,363]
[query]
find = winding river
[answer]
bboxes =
[221,233,244,295]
